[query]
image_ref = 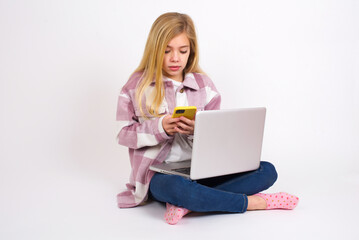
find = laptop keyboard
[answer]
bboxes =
[172,167,191,175]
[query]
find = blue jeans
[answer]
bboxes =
[149,161,278,213]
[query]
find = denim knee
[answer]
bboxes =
[260,161,278,189]
[149,173,192,205]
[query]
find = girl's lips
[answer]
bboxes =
[169,66,180,71]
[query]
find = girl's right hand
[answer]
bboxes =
[162,115,180,136]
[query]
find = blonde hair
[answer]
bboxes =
[134,12,203,117]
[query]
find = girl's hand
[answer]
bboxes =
[162,115,180,136]
[175,116,195,135]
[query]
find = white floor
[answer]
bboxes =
[1,158,359,240]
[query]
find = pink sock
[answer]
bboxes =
[164,203,190,225]
[254,192,299,210]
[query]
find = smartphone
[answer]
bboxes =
[172,106,197,120]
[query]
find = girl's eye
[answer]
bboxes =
[164,50,187,54]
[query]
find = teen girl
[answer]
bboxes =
[116,12,299,225]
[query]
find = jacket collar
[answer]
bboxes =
[159,73,199,91]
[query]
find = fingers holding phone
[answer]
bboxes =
[175,116,195,135]
[162,115,180,136]
[172,106,196,135]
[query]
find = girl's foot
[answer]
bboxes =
[254,192,299,210]
[164,203,190,225]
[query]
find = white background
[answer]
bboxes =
[1,0,358,239]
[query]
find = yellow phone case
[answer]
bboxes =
[172,106,197,120]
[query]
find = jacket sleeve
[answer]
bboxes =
[202,74,221,111]
[204,93,221,110]
[116,91,172,149]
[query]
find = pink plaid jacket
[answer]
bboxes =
[116,72,221,208]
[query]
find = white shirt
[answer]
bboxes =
[163,78,193,163]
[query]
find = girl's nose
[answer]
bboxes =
[170,51,179,62]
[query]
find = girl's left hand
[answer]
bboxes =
[175,116,195,135]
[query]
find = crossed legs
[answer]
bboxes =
[149,162,280,214]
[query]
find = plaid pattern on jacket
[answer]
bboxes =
[116,72,221,208]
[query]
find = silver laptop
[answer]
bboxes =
[149,107,266,180]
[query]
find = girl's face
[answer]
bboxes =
[162,32,190,82]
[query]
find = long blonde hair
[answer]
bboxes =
[134,12,203,117]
